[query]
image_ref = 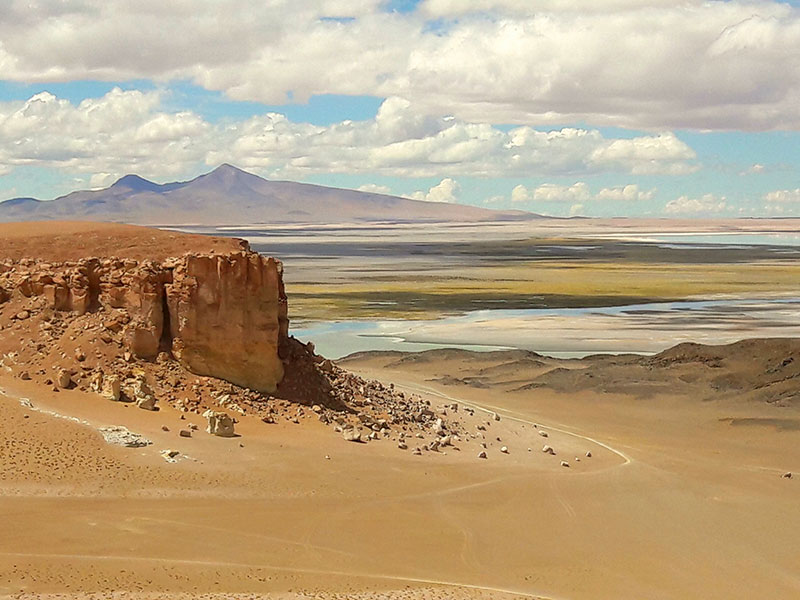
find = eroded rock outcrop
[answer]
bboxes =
[167,253,287,393]
[0,247,288,394]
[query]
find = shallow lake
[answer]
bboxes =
[292,296,800,359]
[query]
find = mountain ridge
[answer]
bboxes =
[0,164,536,225]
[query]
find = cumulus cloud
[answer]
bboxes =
[408,178,460,203]
[512,182,655,203]
[664,194,728,215]
[568,203,585,217]
[762,189,800,204]
[0,91,696,186]
[1,1,800,130]
[357,183,392,194]
[762,188,800,214]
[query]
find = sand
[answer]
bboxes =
[1,342,798,599]
[1,222,799,599]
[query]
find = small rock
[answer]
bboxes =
[500,446,509,454]
[18,370,31,381]
[538,430,549,438]
[179,429,192,438]
[585,451,592,458]
[342,427,362,442]
[55,368,72,389]
[542,445,555,455]
[102,375,121,401]
[782,472,793,479]
[560,460,570,468]
[478,450,487,459]
[74,348,86,362]
[492,412,501,421]
[204,410,236,437]
[412,447,423,456]
[398,441,408,450]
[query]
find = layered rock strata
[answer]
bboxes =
[0,249,287,393]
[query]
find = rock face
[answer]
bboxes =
[0,247,288,394]
[167,253,287,393]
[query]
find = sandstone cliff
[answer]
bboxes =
[0,248,287,393]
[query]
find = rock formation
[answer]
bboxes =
[0,246,288,394]
[167,253,287,393]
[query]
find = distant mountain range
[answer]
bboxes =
[0,164,535,225]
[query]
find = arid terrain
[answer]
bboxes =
[0,222,798,600]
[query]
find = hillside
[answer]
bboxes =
[0,164,534,225]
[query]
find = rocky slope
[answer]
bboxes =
[0,222,467,450]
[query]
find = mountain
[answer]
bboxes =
[0,164,535,225]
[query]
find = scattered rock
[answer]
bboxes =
[782,472,792,479]
[538,430,549,438]
[542,445,555,455]
[55,368,72,389]
[179,429,192,438]
[203,410,236,437]
[412,447,422,456]
[342,427,362,442]
[478,450,487,459]
[98,426,152,448]
[500,446,509,454]
[74,347,86,362]
[101,375,121,401]
[560,460,570,468]
[18,370,30,380]
[585,451,592,458]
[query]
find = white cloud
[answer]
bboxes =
[664,194,728,215]
[568,203,585,217]
[357,183,392,194]
[0,91,697,186]
[763,189,800,204]
[0,2,800,130]
[409,178,460,203]
[532,182,592,203]
[512,182,655,203]
[762,189,800,215]
[589,134,697,175]
[741,163,766,175]
[594,184,656,202]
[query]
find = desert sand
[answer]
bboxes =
[1,223,798,600]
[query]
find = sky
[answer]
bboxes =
[1,0,800,217]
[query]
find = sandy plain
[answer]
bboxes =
[1,340,799,600]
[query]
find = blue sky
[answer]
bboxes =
[1,0,799,217]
